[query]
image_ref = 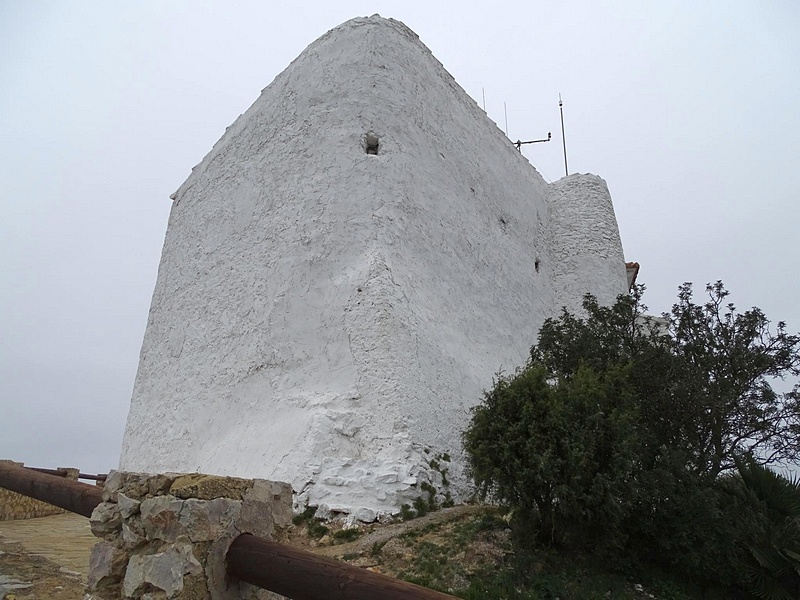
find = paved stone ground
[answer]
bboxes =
[0,513,94,575]
[0,513,94,599]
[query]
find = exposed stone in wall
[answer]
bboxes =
[0,461,79,521]
[85,471,292,600]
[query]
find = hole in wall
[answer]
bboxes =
[365,132,380,155]
[535,258,541,273]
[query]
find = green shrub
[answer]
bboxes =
[463,283,800,593]
[333,528,362,543]
[400,503,416,521]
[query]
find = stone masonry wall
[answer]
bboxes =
[0,461,79,521]
[86,471,292,600]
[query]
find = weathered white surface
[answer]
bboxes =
[549,174,629,315]
[120,15,628,517]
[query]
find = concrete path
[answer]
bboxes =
[0,513,95,576]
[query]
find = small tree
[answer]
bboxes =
[668,282,800,476]
[463,363,640,549]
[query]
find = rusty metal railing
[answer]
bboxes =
[23,466,107,482]
[1,461,103,517]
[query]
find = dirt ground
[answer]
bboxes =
[0,513,93,599]
[281,504,488,561]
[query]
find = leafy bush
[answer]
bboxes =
[463,363,639,551]
[463,283,800,592]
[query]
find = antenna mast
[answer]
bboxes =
[559,94,568,176]
[514,132,551,151]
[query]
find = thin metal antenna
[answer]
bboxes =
[515,132,551,151]
[504,102,509,137]
[482,88,486,112]
[559,93,568,176]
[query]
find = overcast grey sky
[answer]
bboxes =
[2,1,798,475]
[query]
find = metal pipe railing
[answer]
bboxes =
[0,461,459,600]
[78,472,108,481]
[227,533,458,600]
[24,466,107,481]
[0,461,103,518]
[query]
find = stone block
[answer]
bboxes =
[265,481,293,529]
[121,472,161,500]
[57,467,80,480]
[90,502,122,538]
[205,537,238,600]
[103,470,166,502]
[101,470,123,502]
[170,474,252,501]
[148,473,179,497]
[237,485,275,539]
[122,520,146,549]
[87,541,127,590]
[180,498,240,542]
[353,507,376,523]
[118,493,141,518]
[123,544,201,598]
[140,496,187,542]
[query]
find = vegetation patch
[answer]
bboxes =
[401,452,455,521]
[332,528,362,543]
[291,505,329,540]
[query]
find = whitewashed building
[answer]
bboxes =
[120,16,629,519]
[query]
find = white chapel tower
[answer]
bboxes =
[120,16,628,519]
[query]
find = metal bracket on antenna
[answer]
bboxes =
[514,132,551,151]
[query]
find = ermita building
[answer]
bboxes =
[120,16,631,521]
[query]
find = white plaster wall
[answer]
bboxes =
[120,16,628,518]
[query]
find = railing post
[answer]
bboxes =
[84,470,294,599]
